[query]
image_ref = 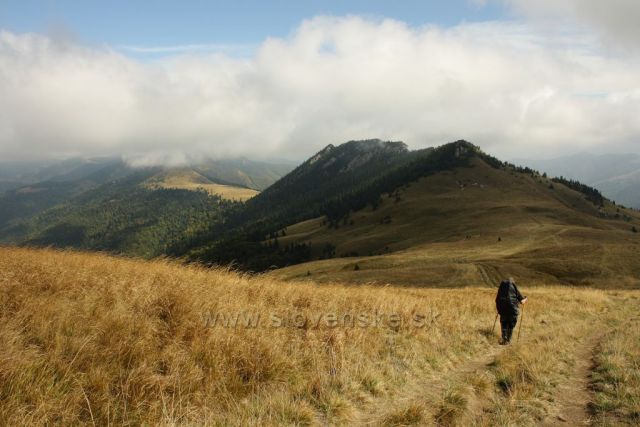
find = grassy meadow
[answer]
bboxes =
[1,246,638,426]
[144,168,259,201]
[270,159,640,288]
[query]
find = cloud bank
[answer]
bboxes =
[502,0,640,50]
[0,14,639,164]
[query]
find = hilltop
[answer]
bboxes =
[270,153,640,287]
[143,168,259,201]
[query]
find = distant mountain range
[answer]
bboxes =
[0,156,295,193]
[0,157,294,257]
[515,153,640,209]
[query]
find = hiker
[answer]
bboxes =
[495,278,527,345]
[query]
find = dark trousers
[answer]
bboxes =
[500,315,518,342]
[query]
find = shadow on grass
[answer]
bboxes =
[478,326,499,341]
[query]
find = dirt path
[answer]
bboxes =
[353,332,604,426]
[476,263,501,286]
[350,317,608,426]
[542,334,602,426]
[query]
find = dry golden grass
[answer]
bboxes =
[590,294,640,426]
[0,246,638,426]
[143,168,258,201]
[154,181,258,201]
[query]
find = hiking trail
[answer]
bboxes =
[542,333,602,426]
[351,331,606,426]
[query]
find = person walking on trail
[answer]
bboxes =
[495,277,527,345]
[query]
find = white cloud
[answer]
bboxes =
[0,15,639,164]
[118,43,256,56]
[501,0,640,51]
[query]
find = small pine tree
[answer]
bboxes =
[633,226,638,233]
[354,263,360,271]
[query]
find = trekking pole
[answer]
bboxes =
[492,313,498,334]
[517,304,525,342]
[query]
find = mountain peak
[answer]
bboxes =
[306,139,408,169]
[307,144,335,164]
[449,139,479,153]
[342,139,408,154]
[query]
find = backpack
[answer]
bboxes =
[495,280,519,315]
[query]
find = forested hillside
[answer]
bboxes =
[0,157,293,256]
[3,171,234,257]
[0,159,134,231]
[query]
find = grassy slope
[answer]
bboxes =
[144,168,259,201]
[1,247,638,426]
[590,293,640,425]
[269,158,640,287]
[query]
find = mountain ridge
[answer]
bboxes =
[515,152,640,208]
[181,139,640,287]
[1,139,638,286]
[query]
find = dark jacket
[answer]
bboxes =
[495,280,525,317]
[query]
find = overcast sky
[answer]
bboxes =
[0,0,639,164]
